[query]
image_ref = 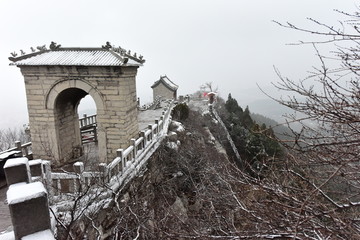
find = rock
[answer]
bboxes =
[169,121,185,132]
[167,131,178,142]
[166,141,178,151]
[147,219,155,234]
[169,196,188,222]
[120,192,130,203]
[188,198,202,213]
[172,171,183,178]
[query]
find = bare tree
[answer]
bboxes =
[256,5,360,238]
[204,82,218,92]
[0,126,30,152]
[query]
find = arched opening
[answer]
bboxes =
[54,88,99,167]
[77,95,98,167]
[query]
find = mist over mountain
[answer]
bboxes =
[246,99,292,124]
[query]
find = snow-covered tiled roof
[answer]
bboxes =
[151,75,179,91]
[9,42,145,67]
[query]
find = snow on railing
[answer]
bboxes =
[34,100,174,202]
[0,114,98,159]
[211,105,242,164]
[0,140,32,160]
[138,96,163,111]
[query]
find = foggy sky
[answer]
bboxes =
[0,0,357,129]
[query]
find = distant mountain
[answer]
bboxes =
[250,112,296,141]
[244,98,302,132]
[244,99,291,123]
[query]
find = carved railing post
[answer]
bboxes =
[29,159,43,182]
[155,120,159,135]
[140,131,146,148]
[117,149,125,171]
[4,158,53,239]
[148,125,153,141]
[7,182,52,239]
[4,157,31,185]
[130,138,136,159]
[15,141,21,151]
[73,162,84,192]
[41,160,53,198]
[99,163,109,183]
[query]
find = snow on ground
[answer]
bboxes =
[0,231,14,240]
[21,229,55,240]
[138,101,168,130]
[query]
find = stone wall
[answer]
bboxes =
[20,65,139,165]
[153,83,176,101]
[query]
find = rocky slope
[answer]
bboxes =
[63,108,249,239]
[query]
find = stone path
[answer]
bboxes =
[0,179,11,233]
[188,99,209,114]
[138,104,167,131]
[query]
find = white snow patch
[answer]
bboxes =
[0,231,15,240]
[171,121,185,132]
[166,141,178,151]
[0,151,21,160]
[22,229,55,240]
[7,182,47,205]
[168,131,177,137]
[3,157,28,169]
[172,171,183,177]
[28,159,42,166]
[31,176,42,182]
[201,110,210,116]
[73,161,84,167]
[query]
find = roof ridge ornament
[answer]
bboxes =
[10,52,17,57]
[36,45,47,51]
[112,46,127,56]
[102,41,112,50]
[9,42,145,65]
[49,41,61,50]
[9,44,47,61]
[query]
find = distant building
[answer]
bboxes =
[151,75,178,101]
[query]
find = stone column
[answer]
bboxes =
[7,182,52,240]
[4,157,31,185]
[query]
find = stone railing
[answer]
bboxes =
[210,105,242,165]
[138,96,163,111]
[22,101,173,203]
[3,157,55,239]
[79,114,97,128]
[79,114,97,143]
[0,114,98,159]
[0,141,33,160]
